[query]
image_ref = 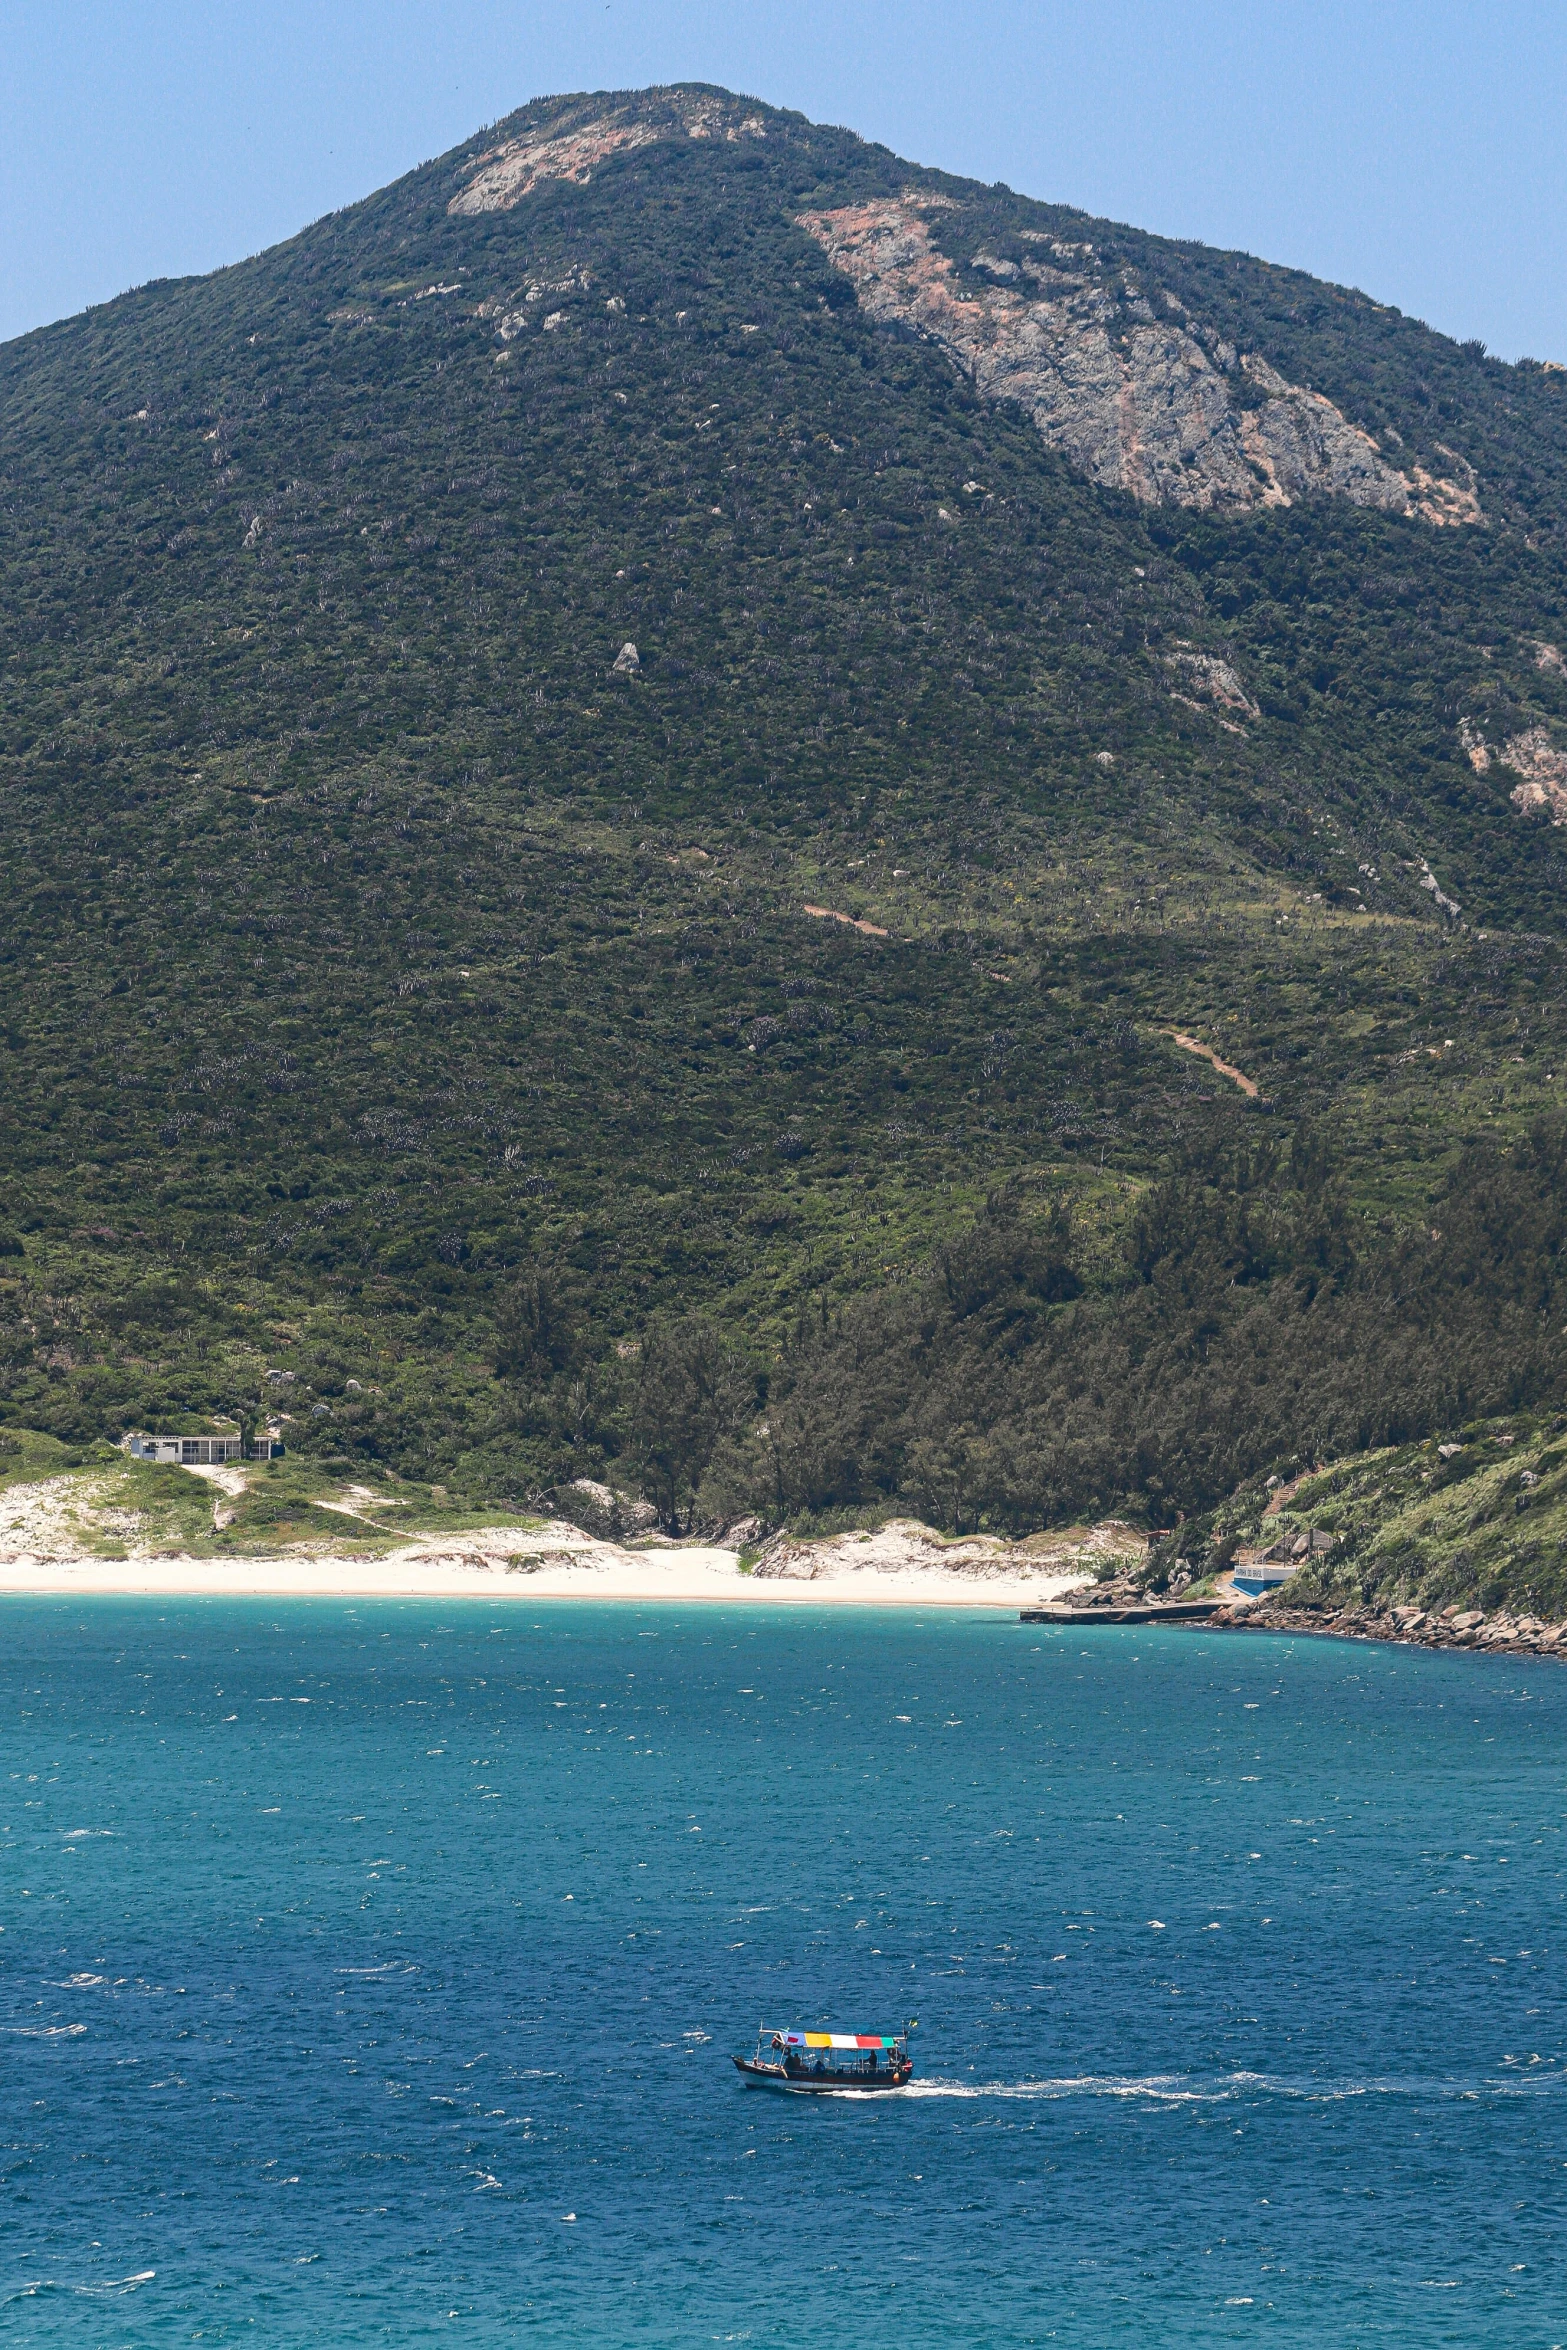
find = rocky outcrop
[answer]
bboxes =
[1416,859,1461,917]
[1459,716,1493,774]
[1499,728,1567,823]
[1164,645,1259,726]
[449,97,766,215]
[1459,720,1567,821]
[796,199,1481,524]
[1211,1598,1567,1657]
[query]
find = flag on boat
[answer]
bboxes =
[783,2032,899,2050]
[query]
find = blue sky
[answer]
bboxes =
[2,0,1562,359]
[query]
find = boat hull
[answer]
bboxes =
[732,2057,910,2095]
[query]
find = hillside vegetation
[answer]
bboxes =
[3,84,1567,1589]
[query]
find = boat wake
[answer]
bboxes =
[903,2066,1567,2104]
[905,2074,1221,2104]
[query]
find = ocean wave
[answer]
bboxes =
[6,2024,88,2039]
[76,2271,156,2296]
[11,2269,159,2301]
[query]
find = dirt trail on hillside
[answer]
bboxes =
[803,904,889,938]
[1164,1030,1259,1096]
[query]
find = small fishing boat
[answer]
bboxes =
[732,2023,915,2094]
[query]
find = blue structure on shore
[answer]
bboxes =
[1231,1559,1300,1598]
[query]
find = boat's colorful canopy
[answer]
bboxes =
[783,2032,899,2050]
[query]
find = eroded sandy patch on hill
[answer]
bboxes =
[751,1516,1141,1585]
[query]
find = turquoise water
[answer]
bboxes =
[3,1601,1566,2347]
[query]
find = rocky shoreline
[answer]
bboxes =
[1205,1598,1567,1657]
[1054,1569,1567,1657]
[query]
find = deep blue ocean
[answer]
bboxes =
[2,1599,1565,2346]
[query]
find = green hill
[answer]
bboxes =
[3,83,1567,1561]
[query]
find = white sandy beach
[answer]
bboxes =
[0,1546,1093,1606]
[0,1462,1141,1605]
[0,1497,1117,1607]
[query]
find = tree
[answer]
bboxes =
[629,1316,751,1534]
[493,1270,578,1383]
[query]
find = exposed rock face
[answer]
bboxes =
[449,97,766,215]
[1533,640,1566,676]
[487,265,597,343]
[1417,859,1461,916]
[796,199,1481,524]
[1499,727,1567,822]
[1164,644,1259,725]
[1460,720,1567,821]
[612,641,641,674]
[1459,716,1493,774]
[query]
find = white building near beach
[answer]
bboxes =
[122,1427,243,1466]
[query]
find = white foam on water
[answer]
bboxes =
[6,2024,87,2038]
[905,2074,1221,2104]
[1230,2066,1567,2103]
[905,2066,1567,2106]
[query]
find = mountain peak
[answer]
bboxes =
[448,86,773,217]
[433,82,1492,525]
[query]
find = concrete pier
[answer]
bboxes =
[1019,1598,1227,1626]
